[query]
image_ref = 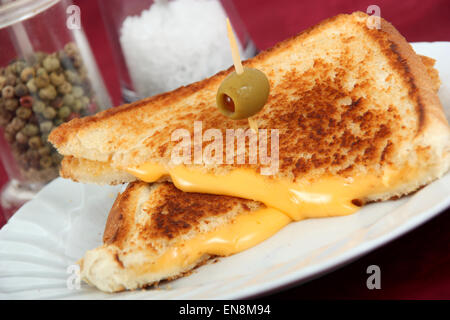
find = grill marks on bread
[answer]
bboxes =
[143,182,258,240]
[103,182,263,249]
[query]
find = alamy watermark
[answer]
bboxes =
[66,5,81,30]
[171,121,280,175]
[66,264,81,290]
[366,5,381,30]
[366,264,381,289]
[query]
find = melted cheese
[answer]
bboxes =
[84,163,422,291]
[135,207,291,275]
[81,207,291,292]
[125,163,407,221]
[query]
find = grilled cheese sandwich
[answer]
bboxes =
[50,12,450,292]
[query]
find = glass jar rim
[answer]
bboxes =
[0,0,61,29]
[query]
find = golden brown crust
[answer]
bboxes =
[362,14,448,133]
[103,192,123,244]
[103,189,131,244]
[59,157,78,181]
[102,183,140,246]
[103,182,262,247]
[419,55,441,92]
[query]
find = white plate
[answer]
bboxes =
[1,42,450,300]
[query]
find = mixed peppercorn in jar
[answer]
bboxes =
[0,42,99,183]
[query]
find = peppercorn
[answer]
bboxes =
[10,117,25,131]
[13,61,26,75]
[26,148,40,161]
[19,96,33,108]
[39,85,57,100]
[0,76,6,89]
[58,81,72,94]
[16,106,32,120]
[26,79,38,93]
[73,55,83,68]
[65,70,80,84]
[64,42,79,57]
[29,115,39,125]
[5,64,15,75]
[59,52,73,70]
[0,42,97,178]
[72,99,83,112]
[29,159,40,170]
[35,74,50,88]
[17,139,30,151]
[43,56,60,72]
[14,83,28,97]
[72,85,84,98]
[23,123,39,136]
[5,122,17,135]
[54,118,64,127]
[40,156,53,169]
[80,96,90,108]
[5,99,19,111]
[28,136,42,149]
[62,94,75,106]
[50,97,63,109]
[58,106,71,119]
[78,67,88,80]
[16,154,28,169]
[2,85,15,99]
[5,74,16,86]
[50,72,65,86]
[20,67,35,82]
[51,152,62,164]
[0,109,13,127]
[67,112,80,121]
[36,67,47,77]
[16,131,28,144]
[34,52,46,65]
[32,100,46,114]
[43,106,57,119]
[4,131,14,143]
[38,146,51,156]
[87,102,98,114]
[41,133,49,144]
[40,121,53,133]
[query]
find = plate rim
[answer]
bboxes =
[234,195,450,300]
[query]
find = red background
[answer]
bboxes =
[1,0,449,299]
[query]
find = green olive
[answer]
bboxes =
[216,67,270,120]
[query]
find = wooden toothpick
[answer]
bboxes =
[226,18,244,75]
[226,18,258,133]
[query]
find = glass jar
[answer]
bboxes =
[98,0,256,102]
[0,0,112,219]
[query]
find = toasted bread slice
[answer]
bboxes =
[58,53,442,186]
[50,12,450,219]
[79,181,290,292]
[419,55,441,92]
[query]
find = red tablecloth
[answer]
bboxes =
[1,0,449,299]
